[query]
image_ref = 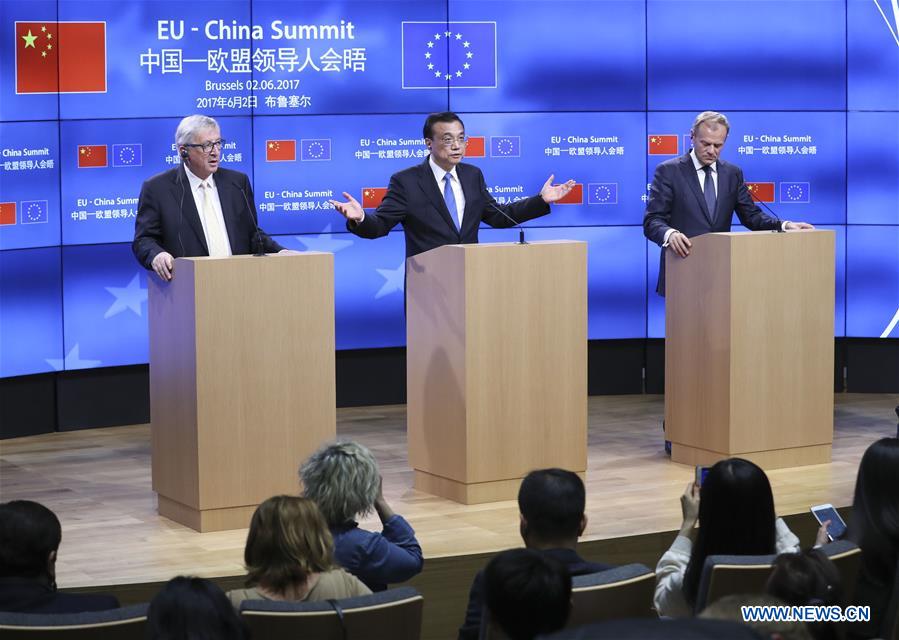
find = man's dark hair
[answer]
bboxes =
[0,500,62,578]
[422,112,464,139]
[518,468,586,541]
[484,548,571,640]
[148,576,249,640]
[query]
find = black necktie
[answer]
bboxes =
[702,165,717,223]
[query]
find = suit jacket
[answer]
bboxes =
[348,158,551,258]
[0,578,119,614]
[132,165,283,270]
[330,514,424,593]
[643,153,781,295]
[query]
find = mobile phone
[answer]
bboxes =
[810,504,847,541]
[695,465,710,487]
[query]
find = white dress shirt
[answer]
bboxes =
[428,156,466,229]
[184,166,232,257]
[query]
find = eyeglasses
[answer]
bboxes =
[184,139,226,154]
[431,136,468,148]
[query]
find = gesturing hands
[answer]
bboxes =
[540,175,577,204]
[329,192,365,223]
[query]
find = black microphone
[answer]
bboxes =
[487,199,527,245]
[233,180,266,256]
[745,184,786,232]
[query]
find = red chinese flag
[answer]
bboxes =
[555,183,583,205]
[465,136,486,158]
[361,187,388,209]
[745,182,775,203]
[16,22,106,94]
[648,134,679,155]
[0,202,16,226]
[266,140,296,162]
[78,144,107,168]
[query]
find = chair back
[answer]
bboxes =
[567,564,655,627]
[0,603,148,640]
[818,539,862,604]
[694,552,777,613]
[239,586,422,640]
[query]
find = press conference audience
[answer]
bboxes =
[0,500,119,613]
[654,458,800,617]
[845,437,899,640]
[147,576,247,640]
[458,468,612,640]
[226,495,370,608]
[300,441,423,591]
[700,593,813,640]
[766,549,845,640]
[483,548,572,640]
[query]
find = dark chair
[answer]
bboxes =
[567,563,656,626]
[239,586,423,640]
[0,603,148,639]
[694,540,862,614]
[884,561,899,640]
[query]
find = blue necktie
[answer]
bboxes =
[443,173,460,231]
[702,165,717,223]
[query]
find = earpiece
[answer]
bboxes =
[180,148,188,159]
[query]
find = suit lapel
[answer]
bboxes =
[458,164,480,237]
[679,155,714,226]
[417,158,460,235]
[713,165,729,226]
[173,167,209,254]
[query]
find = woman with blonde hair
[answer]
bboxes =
[300,441,423,591]
[227,496,370,608]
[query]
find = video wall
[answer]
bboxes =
[1,0,897,377]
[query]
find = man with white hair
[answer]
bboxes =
[133,114,285,280]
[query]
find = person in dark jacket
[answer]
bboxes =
[300,441,423,592]
[458,468,613,640]
[0,500,119,613]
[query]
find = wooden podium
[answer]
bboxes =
[406,241,587,504]
[665,230,835,469]
[147,253,336,532]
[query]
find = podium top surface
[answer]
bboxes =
[702,230,833,238]
[175,252,331,263]
[412,239,586,257]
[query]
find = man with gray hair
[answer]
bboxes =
[643,111,814,296]
[133,114,285,280]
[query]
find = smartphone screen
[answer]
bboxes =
[695,466,710,487]
[812,506,847,540]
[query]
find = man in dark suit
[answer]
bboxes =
[457,469,613,640]
[133,115,285,281]
[644,111,814,295]
[329,112,576,256]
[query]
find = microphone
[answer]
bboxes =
[746,184,786,233]
[487,200,527,245]
[233,179,266,256]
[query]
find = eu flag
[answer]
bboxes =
[490,136,520,158]
[402,21,497,89]
[21,200,48,224]
[780,182,810,203]
[301,139,332,161]
[112,143,143,167]
[588,183,619,205]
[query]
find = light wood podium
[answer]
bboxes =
[406,241,587,504]
[665,230,835,469]
[147,253,336,532]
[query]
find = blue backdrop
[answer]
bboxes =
[1,0,897,377]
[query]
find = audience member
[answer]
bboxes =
[483,548,572,640]
[147,576,247,640]
[300,441,423,591]
[226,495,370,608]
[845,437,899,640]
[458,468,612,640]
[0,500,119,613]
[766,549,845,640]
[700,593,813,640]
[654,458,800,617]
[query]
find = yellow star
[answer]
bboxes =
[22,30,37,48]
[80,147,87,155]
[41,25,46,32]
[47,43,52,51]
[41,51,47,57]
[268,142,275,148]
[47,32,52,40]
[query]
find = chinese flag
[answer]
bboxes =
[0,202,16,226]
[16,22,106,94]
[465,136,486,158]
[78,145,107,168]
[266,140,296,162]
[648,135,678,155]
[362,187,388,209]
[745,182,775,203]
[556,183,583,205]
